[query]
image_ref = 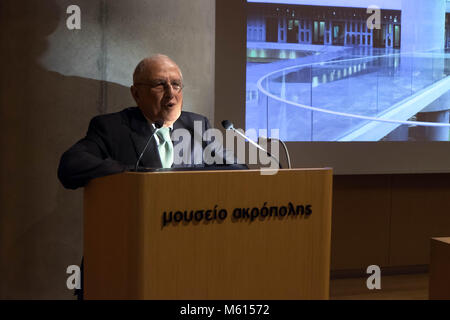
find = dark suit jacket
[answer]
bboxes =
[58,107,238,189]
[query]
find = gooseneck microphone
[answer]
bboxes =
[135,120,164,171]
[259,136,292,169]
[221,120,282,169]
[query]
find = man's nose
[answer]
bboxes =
[164,84,175,97]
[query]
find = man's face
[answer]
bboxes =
[131,59,183,126]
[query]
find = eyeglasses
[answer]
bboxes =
[134,80,184,93]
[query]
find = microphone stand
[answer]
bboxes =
[134,121,163,172]
[222,120,282,169]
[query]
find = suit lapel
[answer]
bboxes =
[171,112,201,168]
[129,108,162,168]
[171,115,187,168]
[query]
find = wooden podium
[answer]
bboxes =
[84,168,333,299]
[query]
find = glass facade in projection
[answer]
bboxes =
[246,1,450,141]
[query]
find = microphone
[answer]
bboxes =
[134,120,164,171]
[221,120,282,169]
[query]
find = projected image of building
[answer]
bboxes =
[246,0,450,142]
[247,4,401,48]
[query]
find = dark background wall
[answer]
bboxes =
[331,174,450,273]
[0,0,214,299]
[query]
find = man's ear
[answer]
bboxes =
[130,85,139,103]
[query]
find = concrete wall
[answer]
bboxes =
[0,0,214,299]
[401,0,446,52]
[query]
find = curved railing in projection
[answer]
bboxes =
[249,50,450,141]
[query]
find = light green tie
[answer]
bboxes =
[156,127,174,168]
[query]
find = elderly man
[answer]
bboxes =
[58,55,236,189]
